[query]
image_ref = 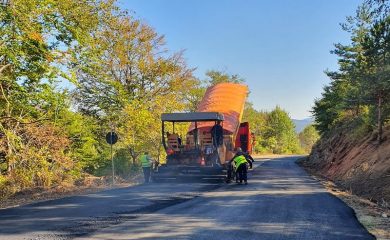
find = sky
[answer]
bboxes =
[120,0,362,119]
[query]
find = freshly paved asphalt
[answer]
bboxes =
[0,156,374,240]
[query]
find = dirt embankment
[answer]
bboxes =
[303,125,390,206]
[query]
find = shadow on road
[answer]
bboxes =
[0,157,374,240]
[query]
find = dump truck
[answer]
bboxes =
[153,83,252,180]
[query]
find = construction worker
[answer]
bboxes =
[227,147,252,184]
[139,152,154,183]
[244,151,255,163]
[211,120,223,147]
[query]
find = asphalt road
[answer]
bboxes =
[0,156,374,240]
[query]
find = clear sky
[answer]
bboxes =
[120,0,362,119]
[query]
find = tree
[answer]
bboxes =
[205,70,245,86]
[0,0,116,196]
[361,16,390,142]
[243,104,302,154]
[72,8,201,174]
[299,125,320,153]
[312,0,390,143]
[73,11,195,117]
[312,80,352,134]
[242,102,267,136]
[182,78,206,112]
[242,102,268,153]
[264,107,301,154]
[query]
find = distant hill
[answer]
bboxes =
[292,118,314,133]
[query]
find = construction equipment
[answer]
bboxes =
[153,83,252,181]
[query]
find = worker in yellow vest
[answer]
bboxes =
[139,152,154,183]
[227,147,253,184]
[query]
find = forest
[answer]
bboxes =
[0,0,314,199]
[313,0,390,141]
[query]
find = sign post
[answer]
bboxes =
[106,131,118,185]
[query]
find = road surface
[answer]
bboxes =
[0,156,374,240]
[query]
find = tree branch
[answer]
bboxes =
[0,64,11,74]
[0,116,49,125]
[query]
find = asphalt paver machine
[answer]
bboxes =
[153,112,226,180]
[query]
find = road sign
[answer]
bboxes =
[106,131,118,186]
[106,132,118,145]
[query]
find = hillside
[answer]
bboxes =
[302,125,390,205]
[305,1,390,208]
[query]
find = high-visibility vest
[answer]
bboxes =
[140,154,151,167]
[233,155,247,171]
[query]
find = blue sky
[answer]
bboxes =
[120,0,362,119]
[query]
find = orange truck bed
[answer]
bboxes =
[189,83,248,134]
[188,83,249,163]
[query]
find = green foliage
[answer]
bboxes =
[242,102,268,137]
[72,8,198,174]
[55,110,100,173]
[205,70,245,85]
[243,104,302,154]
[313,0,390,142]
[264,107,302,154]
[112,148,136,178]
[0,0,200,199]
[0,0,116,196]
[182,78,206,112]
[299,125,320,153]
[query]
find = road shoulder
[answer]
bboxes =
[297,157,390,240]
[0,180,140,210]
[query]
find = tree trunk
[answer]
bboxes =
[377,94,383,143]
[129,147,136,165]
[6,140,12,173]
